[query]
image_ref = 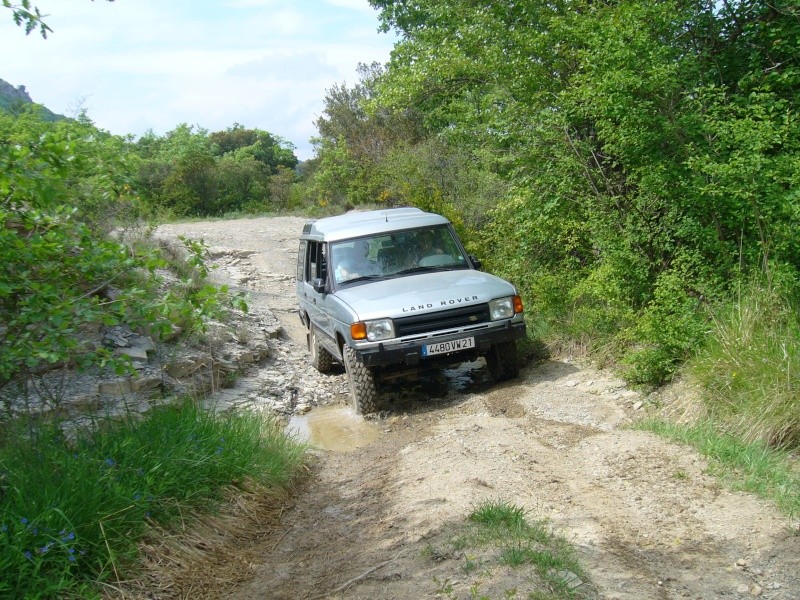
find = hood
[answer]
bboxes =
[334,270,516,321]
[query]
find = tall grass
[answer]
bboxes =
[0,401,306,599]
[688,282,800,447]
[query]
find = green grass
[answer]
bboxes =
[635,419,800,517]
[0,401,307,599]
[688,282,800,447]
[438,500,591,599]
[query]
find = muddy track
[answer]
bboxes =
[155,216,800,600]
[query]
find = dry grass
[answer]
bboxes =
[106,469,311,600]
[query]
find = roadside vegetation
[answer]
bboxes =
[0,402,307,599]
[426,500,592,599]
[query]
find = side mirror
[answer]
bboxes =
[312,278,327,294]
[470,255,482,270]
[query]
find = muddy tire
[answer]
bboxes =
[309,326,334,373]
[486,340,520,381]
[343,345,380,414]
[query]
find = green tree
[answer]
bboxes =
[364,0,800,384]
[210,124,298,173]
[134,124,299,217]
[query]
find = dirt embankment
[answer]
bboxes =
[151,216,800,600]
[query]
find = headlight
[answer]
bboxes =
[351,319,395,341]
[366,318,395,341]
[488,297,514,320]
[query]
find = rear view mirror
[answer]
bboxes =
[470,255,482,270]
[312,278,327,293]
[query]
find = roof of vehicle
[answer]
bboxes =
[300,208,451,242]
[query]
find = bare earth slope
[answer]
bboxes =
[154,216,799,600]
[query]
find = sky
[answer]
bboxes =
[0,0,398,160]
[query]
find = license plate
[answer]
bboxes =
[422,337,475,357]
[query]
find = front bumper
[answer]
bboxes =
[354,321,526,368]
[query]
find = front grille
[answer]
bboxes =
[394,304,490,337]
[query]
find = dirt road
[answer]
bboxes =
[154,216,800,600]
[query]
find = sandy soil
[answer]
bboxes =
[152,216,800,600]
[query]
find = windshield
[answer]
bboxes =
[330,225,469,286]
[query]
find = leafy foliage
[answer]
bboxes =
[0,109,246,398]
[2,0,115,38]
[296,0,800,396]
[133,123,298,217]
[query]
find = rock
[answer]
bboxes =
[114,346,149,364]
[166,357,208,379]
[131,376,163,393]
[633,400,644,410]
[550,569,584,590]
[749,583,763,596]
[130,335,156,352]
[104,325,133,347]
[98,378,133,395]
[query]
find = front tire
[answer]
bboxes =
[486,340,520,381]
[343,345,380,414]
[309,326,334,373]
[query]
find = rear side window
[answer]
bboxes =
[297,241,306,282]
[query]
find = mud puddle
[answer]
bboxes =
[286,404,379,452]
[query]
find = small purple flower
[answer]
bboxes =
[216,446,223,454]
[62,532,75,542]
[1,524,7,533]
[68,554,77,563]
[20,518,28,525]
[24,551,33,561]
[104,458,116,468]
[133,493,142,501]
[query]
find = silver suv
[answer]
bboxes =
[296,208,526,413]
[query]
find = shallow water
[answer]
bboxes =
[286,404,379,452]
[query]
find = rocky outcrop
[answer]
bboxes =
[0,77,64,120]
[0,79,33,104]
[0,306,281,428]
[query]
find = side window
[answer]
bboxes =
[305,241,328,282]
[297,241,306,282]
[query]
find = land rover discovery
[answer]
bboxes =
[296,208,526,413]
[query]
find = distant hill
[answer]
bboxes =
[0,78,64,121]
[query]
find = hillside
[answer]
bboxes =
[0,77,63,120]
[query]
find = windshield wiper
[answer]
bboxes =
[396,266,438,275]
[340,274,386,284]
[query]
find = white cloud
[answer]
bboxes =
[0,0,397,160]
